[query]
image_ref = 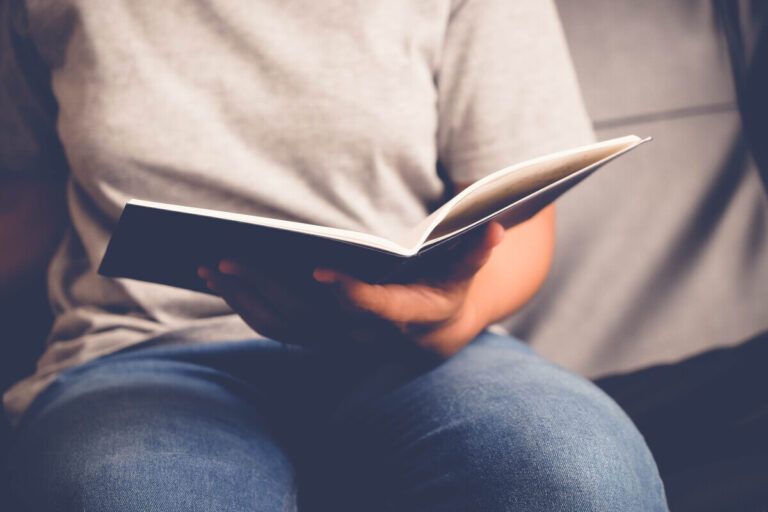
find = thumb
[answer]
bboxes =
[450,222,505,280]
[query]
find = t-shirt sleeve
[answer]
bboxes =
[0,0,67,178]
[437,0,595,183]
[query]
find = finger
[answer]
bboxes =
[205,271,292,340]
[197,265,214,280]
[448,222,505,281]
[210,269,346,347]
[314,269,453,324]
[314,269,381,311]
[198,266,227,294]
[219,258,312,283]
[217,259,257,279]
[218,259,319,315]
[313,269,387,314]
[218,259,287,292]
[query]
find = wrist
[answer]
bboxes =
[416,298,487,356]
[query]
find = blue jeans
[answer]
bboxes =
[5,332,667,511]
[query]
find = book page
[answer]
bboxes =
[410,136,646,247]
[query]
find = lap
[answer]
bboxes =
[6,346,298,512]
[325,332,667,511]
[4,333,667,511]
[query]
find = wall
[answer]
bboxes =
[506,0,768,377]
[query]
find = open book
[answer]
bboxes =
[99,135,649,292]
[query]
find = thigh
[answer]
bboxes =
[4,344,298,512]
[327,332,668,512]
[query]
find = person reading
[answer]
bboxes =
[0,0,668,510]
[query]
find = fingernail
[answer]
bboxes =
[313,268,336,283]
[218,259,237,275]
[197,266,210,279]
[206,279,220,292]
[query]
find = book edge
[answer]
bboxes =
[125,200,416,256]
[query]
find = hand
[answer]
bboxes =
[198,222,505,357]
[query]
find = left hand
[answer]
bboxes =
[198,222,505,357]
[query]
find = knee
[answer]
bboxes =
[374,336,669,510]
[6,365,296,512]
[447,363,669,510]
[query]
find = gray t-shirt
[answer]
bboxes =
[1,0,593,420]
